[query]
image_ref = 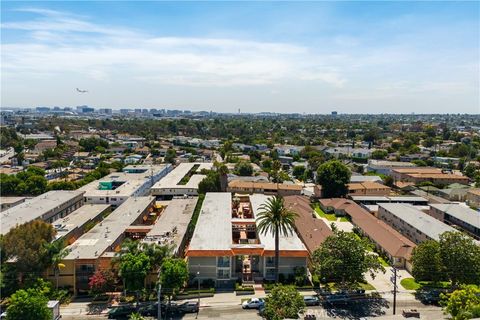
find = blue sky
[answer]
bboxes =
[1,1,479,113]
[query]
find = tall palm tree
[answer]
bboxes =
[256,196,297,283]
[44,240,70,289]
[218,164,229,192]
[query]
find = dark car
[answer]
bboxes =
[139,303,158,317]
[324,293,349,305]
[303,295,320,306]
[179,301,199,313]
[107,305,136,319]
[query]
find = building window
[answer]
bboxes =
[266,257,275,268]
[217,269,230,279]
[265,268,275,279]
[217,256,230,268]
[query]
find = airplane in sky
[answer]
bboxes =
[76,88,88,93]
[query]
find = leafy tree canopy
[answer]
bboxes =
[263,285,305,320]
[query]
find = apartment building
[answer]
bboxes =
[284,195,332,254]
[60,197,156,294]
[186,193,308,287]
[1,190,85,235]
[227,180,303,197]
[378,203,456,244]
[466,189,480,207]
[391,168,469,186]
[319,199,416,270]
[151,162,213,199]
[52,204,111,245]
[0,196,26,212]
[366,159,416,175]
[429,203,480,239]
[347,182,391,196]
[80,164,171,207]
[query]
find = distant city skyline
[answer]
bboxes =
[1,1,479,114]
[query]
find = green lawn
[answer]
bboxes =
[322,282,376,291]
[400,278,451,290]
[314,206,339,221]
[377,256,390,267]
[401,278,421,290]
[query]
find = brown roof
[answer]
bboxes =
[284,195,333,254]
[406,173,469,180]
[468,189,480,196]
[228,180,303,191]
[320,198,415,260]
[392,167,442,174]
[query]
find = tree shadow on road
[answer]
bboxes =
[322,297,389,319]
[87,302,109,315]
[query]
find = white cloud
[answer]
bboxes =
[1,8,345,88]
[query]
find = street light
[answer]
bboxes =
[196,270,200,318]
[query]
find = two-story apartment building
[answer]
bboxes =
[186,193,308,288]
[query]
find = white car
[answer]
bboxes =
[242,298,265,309]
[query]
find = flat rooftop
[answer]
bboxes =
[188,193,307,255]
[80,165,169,197]
[1,190,84,235]
[151,162,213,190]
[379,203,456,241]
[52,204,111,241]
[144,198,198,254]
[188,193,232,252]
[250,194,308,252]
[430,203,480,229]
[65,196,155,260]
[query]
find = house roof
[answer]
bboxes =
[319,198,415,260]
[284,195,333,254]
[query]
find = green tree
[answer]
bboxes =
[234,161,254,176]
[1,220,56,284]
[263,285,305,320]
[79,137,109,152]
[164,148,176,164]
[198,171,221,194]
[439,231,480,286]
[160,258,189,304]
[292,165,306,180]
[442,285,480,320]
[371,150,388,160]
[316,160,351,198]
[256,196,297,283]
[118,252,151,292]
[312,230,384,288]
[6,288,52,320]
[411,240,444,282]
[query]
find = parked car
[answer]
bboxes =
[179,301,199,313]
[303,295,320,306]
[402,309,420,318]
[242,298,265,309]
[324,293,349,305]
[258,305,266,317]
[139,303,161,317]
[107,305,136,319]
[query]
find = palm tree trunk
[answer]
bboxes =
[275,226,279,284]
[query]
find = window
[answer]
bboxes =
[266,257,275,267]
[217,256,230,268]
[217,269,230,279]
[265,268,275,279]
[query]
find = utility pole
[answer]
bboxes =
[157,280,161,320]
[196,269,200,319]
[390,267,398,315]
